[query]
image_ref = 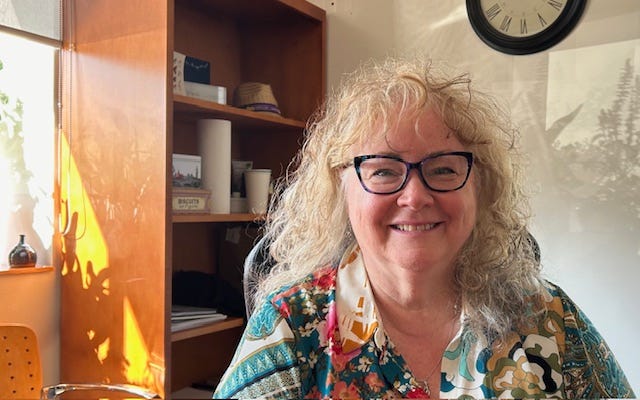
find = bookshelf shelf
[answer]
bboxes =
[174,95,306,132]
[172,213,265,223]
[171,317,245,342]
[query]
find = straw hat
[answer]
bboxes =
[233,82,282,116]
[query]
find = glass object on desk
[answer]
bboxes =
[8,234,37,268]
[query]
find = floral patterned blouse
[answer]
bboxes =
[213,245,634,399]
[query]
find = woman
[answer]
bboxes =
[213,58,634,399]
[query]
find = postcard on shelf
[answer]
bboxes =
[172,153,201,188]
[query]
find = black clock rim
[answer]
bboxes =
[466,0,587,55]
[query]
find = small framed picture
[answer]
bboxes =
[172,154,201,188]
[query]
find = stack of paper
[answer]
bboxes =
[171,305,227,332]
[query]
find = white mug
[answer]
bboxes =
[244,169,271,214]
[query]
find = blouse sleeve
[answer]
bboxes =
[213,298,303,399]
[558,286,635,398]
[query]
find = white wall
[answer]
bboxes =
[0,271,60,385]
[310,0,640,394]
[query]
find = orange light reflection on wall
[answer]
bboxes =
[124,297,162,393]
[59,132,163,396]
[59,132,108,287]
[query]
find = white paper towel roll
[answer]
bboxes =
[197,119,231,213]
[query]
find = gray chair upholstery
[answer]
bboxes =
[242,236,275,318]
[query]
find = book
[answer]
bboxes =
[184,81,226,104]
[171,305,227,332]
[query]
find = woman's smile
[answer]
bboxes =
[391,224,437,232]
[391,222,440,232]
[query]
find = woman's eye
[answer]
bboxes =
[426,166,457,177]
[372,168,400,177]
[436,167,455,174]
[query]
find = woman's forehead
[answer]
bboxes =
[350,108,458,153]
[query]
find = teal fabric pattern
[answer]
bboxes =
[213,246,634,399]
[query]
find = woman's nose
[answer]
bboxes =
[396,170,435,208]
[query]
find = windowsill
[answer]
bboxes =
[0,266,54,275]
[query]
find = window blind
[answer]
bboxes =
[0,0,61,46]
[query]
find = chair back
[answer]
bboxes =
[0,324,43,399]
[242,236,276,318]
[0,323,159,399]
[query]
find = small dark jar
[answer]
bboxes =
[8,234,37,268]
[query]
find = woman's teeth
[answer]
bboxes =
[394,223,437,232]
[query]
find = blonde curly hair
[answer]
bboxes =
[256,56,545,340]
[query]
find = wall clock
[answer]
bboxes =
[466,0,587,55]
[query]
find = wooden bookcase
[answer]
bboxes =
[60,0,325,397]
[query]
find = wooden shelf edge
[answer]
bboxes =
[171,317,245,342]
[174,95,306,129]
[172,213,265,223]
[280,0,326,21]
[0,266,54,275]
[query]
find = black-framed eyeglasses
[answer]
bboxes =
[352,151,473,195]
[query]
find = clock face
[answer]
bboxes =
[466,0,587,55]
[479,0,566,38]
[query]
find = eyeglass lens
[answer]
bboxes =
[357,153,471,194]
